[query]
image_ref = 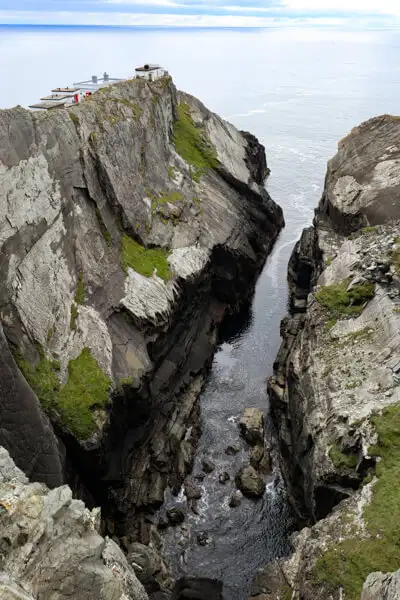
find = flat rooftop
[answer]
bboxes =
[29,101,67,110]
[51,87,79,93]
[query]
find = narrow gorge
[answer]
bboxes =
[1,71,400,600]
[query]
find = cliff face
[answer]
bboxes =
[253,115,400,600]
[0,446,148,600]
[0,76,283,539]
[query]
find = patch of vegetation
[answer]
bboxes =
[329,444,357,470]
[325,256,335,266]
[95,206,111,246]
[315,279,375,317]
[58,348,111,439]
[89,131,98,146]
[361,226,377,235]
[75,272,85,305]
[326,318,337,330]
[14,347,61,412]
[391,244,400,274]
[119,376,135,387]
[393,306,400,314]
[344,379,362,390]
[47,326,55,343]
[278,584,293,600]
[168,165,177,180]
[121,234,171,281]
[149,190,184,216]
[109,97,142,120]
[313,404,400,600]
[16,346,111,440]
[69,112,79,132]
[70,303,78,331]
[345,327,375,342]
[172,102,218,181]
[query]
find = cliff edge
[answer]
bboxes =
[253,115,400,599]
[0,76,283,544]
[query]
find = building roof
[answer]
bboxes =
[50,87,79,93]
[29,101,67,110]
[135,64,161,72]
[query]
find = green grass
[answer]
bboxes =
[329,444,357,470]
[69,112,79,129]
[391,246,400,273]
[345,327,375,342]
[325,256,334,266]
[15,346,111,440]
[315,279,375,317]
[109,98,142,120]
[361,226,377,235]
[313,404,400,599]
[172,102,218,181]
[168,165,177,180]
[58,348,111,439]
[149,190,184,216]
[15,347,61,412]
[326,318,337,330]
[121,234,171,281]
[75,272,85,305]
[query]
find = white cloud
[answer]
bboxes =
[282,0,400,15]
[0,9,397,26]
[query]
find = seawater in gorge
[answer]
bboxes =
[2,23,400,600]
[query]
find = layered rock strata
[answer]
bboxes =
[254,115,400,599]
[0,76,283,547]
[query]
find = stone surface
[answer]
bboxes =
[228,490,243,508]
[218,471,230,484]
[201,458,216,473]
[257,115,400,599]
[239,408,265,446]
[0,446,148,600]
[166,507,185,526]
[0,76,283,541]
[235,464,265,498]
[361,570,400,600]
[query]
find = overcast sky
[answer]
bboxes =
[1,0,399,26]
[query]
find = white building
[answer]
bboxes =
[135,64,168,81]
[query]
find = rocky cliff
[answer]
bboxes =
[252,115,400,599]
[0,75,283,552]
[0,446,148,600]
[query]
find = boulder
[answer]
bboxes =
[184,477,202,500]
[225,444,241,456]
[0,446,148,600]
[235,465,265,498]
[239,408,264,446]
[166,507,185,526]
[361,569,400,600]
[250,445,271,474]
[202,458,216,473]
[228,490,243,508]
[218,471,230,484]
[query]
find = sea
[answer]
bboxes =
[1,23,400,599]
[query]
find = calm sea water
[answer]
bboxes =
[2,24,400,599]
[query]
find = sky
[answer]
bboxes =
[1,0,399,27]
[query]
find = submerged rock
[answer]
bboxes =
[166,507,185,526]
[184,477,202,500]
[239,408,264,446]
[225,444,241,456]
[218,471,230,484]
[235,465,265,498]
[228,490,243,508]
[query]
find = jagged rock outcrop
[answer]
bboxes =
[0,76,283,544]
[0,446,148,600]
[255,115,400,599]
[361,570,400,600]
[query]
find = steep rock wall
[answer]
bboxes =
[253,115,400,599]
[0,76,283,541]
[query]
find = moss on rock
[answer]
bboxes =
[172,102,218,181]
[313,404,400,599]
[315,279,374,317]
[121,234,171,281]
